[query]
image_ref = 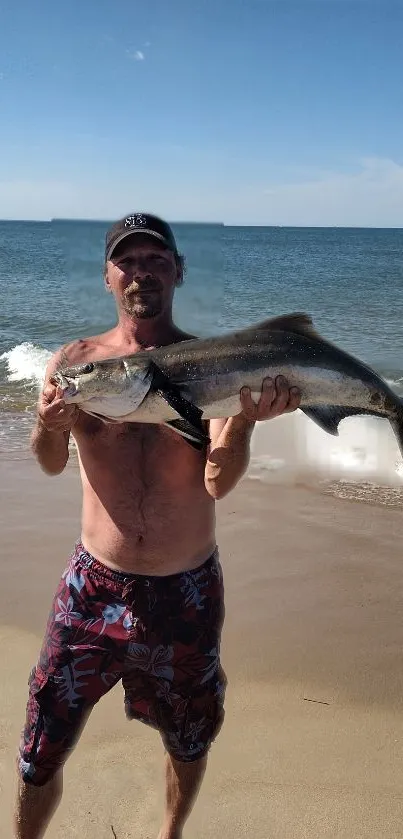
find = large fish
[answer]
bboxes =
[52,313,403,455]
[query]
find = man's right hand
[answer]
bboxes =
[37,383,79,433]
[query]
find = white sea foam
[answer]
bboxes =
[386,376,403,391]
[249,411,403,487]
[0,343,51,388]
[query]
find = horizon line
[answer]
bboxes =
[0,218,402,230]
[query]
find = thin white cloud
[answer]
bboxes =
[222,157,403,227]
[272,158,403,226]
[125,41,151,61]
[126,49,145,61]
[1,157,402,225]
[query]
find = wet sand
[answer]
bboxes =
[1,457,403,838]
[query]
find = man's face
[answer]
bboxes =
[105,235,181,320]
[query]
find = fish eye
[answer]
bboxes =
[81,363,94,374]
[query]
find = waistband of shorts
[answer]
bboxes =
[72,541,219,586]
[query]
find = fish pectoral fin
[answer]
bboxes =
[148,360,210,447]
[165,419,211,450]
[301,405,382,436]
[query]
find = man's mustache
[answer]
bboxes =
[124,279,161,295]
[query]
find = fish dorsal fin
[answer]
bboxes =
[249,312,322,340]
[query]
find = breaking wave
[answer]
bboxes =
[0,342,51,388]
[248,412,403,505]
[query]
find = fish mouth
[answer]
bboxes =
[62,383,79,398]
[51,372,79,399]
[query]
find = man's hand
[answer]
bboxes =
[37,383,79,433]
[239,375,301,422]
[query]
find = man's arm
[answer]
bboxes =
[204,376,300,500]
[31,347,80,476]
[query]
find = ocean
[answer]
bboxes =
[1,220,403,504]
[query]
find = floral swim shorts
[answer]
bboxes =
[19,543,227,786]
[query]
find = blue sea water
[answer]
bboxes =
[1,220,403,501]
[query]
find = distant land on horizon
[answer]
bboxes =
[0,218,402,230]
[50,220,402,230]
[50,218,225,226]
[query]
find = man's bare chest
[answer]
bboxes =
[72,415,206,483]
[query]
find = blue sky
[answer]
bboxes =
[0,0,402,225]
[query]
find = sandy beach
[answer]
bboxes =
[1,457,403,838]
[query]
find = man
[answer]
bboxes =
[14,213,300,839]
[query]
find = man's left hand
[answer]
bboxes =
[239,376,301,422]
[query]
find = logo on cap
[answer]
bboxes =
[125,214,147,228]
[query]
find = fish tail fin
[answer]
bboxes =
[300,405,378,436]
[391,400,403,459]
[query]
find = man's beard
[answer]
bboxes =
[122,283,163,319]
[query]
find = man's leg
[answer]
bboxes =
[158,754,207,839]
[14,545,128,838]
[14,770,63,839]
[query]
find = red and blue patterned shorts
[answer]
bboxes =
[19,543,227,786]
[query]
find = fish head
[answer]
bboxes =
[52,356,151,404]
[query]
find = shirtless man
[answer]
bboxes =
[14,213,301,839]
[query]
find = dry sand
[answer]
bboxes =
[1,457,403,838]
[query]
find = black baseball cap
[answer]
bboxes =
[105,212,178,261]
